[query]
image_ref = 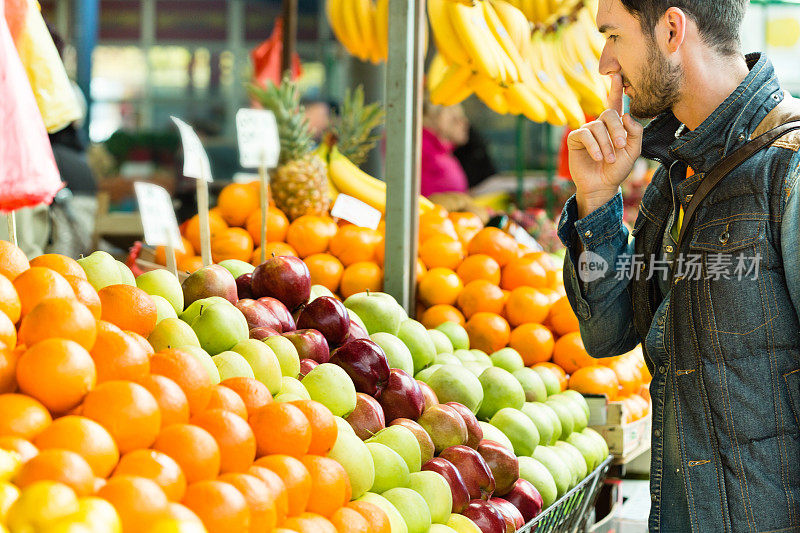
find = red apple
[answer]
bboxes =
[418,381,439,412]
[503,479,543,523]
[477,440,519,496]
[345,392,386,440]
[376,368,425,422]
[344,318,369,343]
[417,404,468,454]
[390,418,435,465]
[235,272,254,299]
[257,297,296,332]
[489,498,525,530]
[439,445,496,500]
[299,358,319,379]
[251,256,310,311]
[297,296,350,346]
[422,457,470,513]
[446,402,483,449]
[182,264,238,306]
[463,499,508,533]
[249,326,281,340]
[329,339,390,396]
[235,298,283,331]
[282,329,330,364]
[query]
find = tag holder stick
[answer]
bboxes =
[197,172,212,266]
[259,151,270,264]
[6,212,17,246]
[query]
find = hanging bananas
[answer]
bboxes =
[327,0,389,63]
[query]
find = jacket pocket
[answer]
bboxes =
[784,368,800,428]
[689,215,766,253]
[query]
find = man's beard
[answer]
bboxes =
[627,42,683,119]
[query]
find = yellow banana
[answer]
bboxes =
[430,63,475,106]
[507,82,547,122]
[375,0,389,61]
[469,74,510,115]
[547,0,560,17]
[532,0,551,22]
[446,1,502,80]
[482,0,522,84]
[533,29,585,127]
[427,0,473,66]
[342,0,368,60]
[427,53,451,93]
[491,0,531,53]
[327,0,354,55]
[353,0,378,62]
[553,25,605,114]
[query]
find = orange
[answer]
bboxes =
[449,212,484,245]
[33,415,119,478]
[551,332,595,374]
[82,380,161,453]
[0,273,21,323]
[608,358,640,397]
[17,339,96,414]
[0,313,15,351]
[305,253,345,292]
[0,345,17,393]
[211,227,254,263]
[0,394,51,439]
[284,512,338,533]
[220,377,272,415]
[89,321,150,383]
[253,242,299,265]
[138,374,190,428]
[331,506,370,533]
[191,409,256,474]
[290,400,338,455]
[419,235,465,270]
[152,424,221,483]
[126,330,154,357]
[150,348,214,415]
[247,465,290,524]
[546,296,580,336]
[0,436,39,462]
[538,286,562,305]
[29,254,86,280]
[177,255,205,274]
[13,266,75,317]
[500,256,548,290]
[217,183,260,227]
[347,501,391,533]
[464,312,510,354]
[154,236,194,266]
[249,402,311,458]
[420,304,466,329]
[300,455,351,517]
[504,287,552,327]
[329,225,382,266]
[253,455,310,517]
[184,212,228,255]
[418,268,463,307]
[535,362,568,391]
[161,502,203,524]
[416,258,427,281]
[374,235,385,267]
[205,385,248,420]
[457,279,505,319]
[14,448,95,496]
[456,254,502,286]
[63,275,101,320]
[113,449,187,502]
[340,262,383,299]
[418,212,459,243]
[286,215,338,258]
[182,480,250,533]
[98,284,158,337]
[0,240,29,280]
[509,323,555,365]
[218,472,276,532]
[568,365,620,400]
[97,475,169,532]
[467,227,519,266]
[246,206,290,245]
[18,297,97,351]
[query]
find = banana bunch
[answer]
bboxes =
[326,0,389,64]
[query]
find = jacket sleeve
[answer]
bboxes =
[780,150,800,321]
[557,191,641,357]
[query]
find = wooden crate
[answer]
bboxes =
[586,394,652,458]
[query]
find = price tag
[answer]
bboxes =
[236,109,280,169]
[134,182,183,251]
[330,194,382,230]
[171,116,212,181]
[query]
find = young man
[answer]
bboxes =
[558,0,800,531]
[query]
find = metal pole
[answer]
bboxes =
[281,0,298,75]
[383,0,425,313]
[515,116,526,207]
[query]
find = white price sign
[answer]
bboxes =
[236,109,280,169]
[134,182,183,251]
[171,116,212,181]
[330,194,382,230]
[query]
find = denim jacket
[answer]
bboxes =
[558,54,800,532]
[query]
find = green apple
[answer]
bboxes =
[490,407,539,456]
[549,394,588,432]
[566,432,603,472]
[148,318,201,351]
[477,367,525,420]
[464,362,490,376]
[190,301,249,355]
[408,471,452,524]
[263,336,300,378]
[274,393,305,402]
[470,350,493,367]
[544,398,575,438]
[513,368,548,403]
[367,426,421,473]
[427,329,454,354]
[357,493,409,533]
[365,443,410,493]
[371,332,414,375]
[549,445,579,487]
[489,348,524,373]
[334,416,355,435]
[427,365,484,414]
[397,319,436,374]
[555,441,588,480]
[212,351,255,380]
[446,513,482,533]
[230,339,282,395]
[77,251,123,291]
[280,376,311,400]
[560,390,591,420]
[136,269,184,314]
[344,292,407,335]
[349,309,369,333]
[582,427,609,458]
[477,421,514,452]
[435,323,469,351]
[429,525,459,533]
[309,284,336,301]
[382,487,431,533]
[328,428,375,499]
[532,446,571,498]
[414,365,442,383]
[179,296,231,324]
[302,363,357,417]
[452,349,476,364]
[217,259,254,279]
[151,295,178,323]
[520,402,555,447]
[116,261,136,286]
[433,353,462,366]
[532,366,561,397]
[518,456,558,508]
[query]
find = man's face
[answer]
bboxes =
[597,0,683,118]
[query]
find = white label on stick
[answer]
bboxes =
[171,116,213,181]
[134,182,184,251]
[236,108,280,169]
[330,194,382,230]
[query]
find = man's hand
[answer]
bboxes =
[568,74,644,219]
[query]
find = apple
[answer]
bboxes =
[566,432,603,472]
[430,524,459,533]
[414,365,442,383]
[263,335,300,378]
[377,369,425,422]
[447,513,483,533]
[477,441,519,496]
[179,296,230,324]
[346,393,386,440]
[561,389,591,420]
[427,366,484,414]
[477,422,514,453]
[301,363,357,417]
[182,264,238,306]
[148,317,201,351]
[520,402,555,447]
[309,284,336,301]
[489,348,524,373]
[531,447,570,498]
[438,446,495,500]
[471,350,492,364]
[367,426,422,473]
[462,499,507,533]
[249,326,280,340]
[296,296,350,346]
[427,329,454,354]
[177,345,221,384]
[532,366,560,397]
[435,322,470,351]
[190,300,249,355]
[231,339,282,394]
[490,408,539,457]
[488,498,524,530]
[212,351,255,380]
[408,470,453,524]
[417,404,468,454]
[390,418,435,465]
[382,487,432,533]
[78,251,129,290]
[513,368,547,403]
[235,273,254,300]
[299,358,319,378]
[477,368,525,421]
[453,349,477,364]
[550,394,588,432]
[151,295,177,322]
[280,376,311,400]
[330,339,390,396]
[345,318,370,343]
[274,393,304,403]
[334,416,354,435]
[136,269,184,314]
[365,442,410,493]
[235,298,283,331]
[218,259,255,279]
[544,398,575,439]
[434,353,462,366]
[343,292,407,335]
[517,457,557,508]
[370,332,414,376]
[417,381,439,412]
[251,255,311,311]
[422,458,470,514]
[444,402,483,449]
[554,441,588,480]
[502,479,543,523]
[327,427,376,499]
[257,297,296,332]
[397,319,436,374]
[282,329,330,364]
[357,492,409,533]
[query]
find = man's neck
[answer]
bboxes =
[672,52,750,131]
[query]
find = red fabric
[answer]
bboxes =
[251,17,303,88]
[420,128,469,197]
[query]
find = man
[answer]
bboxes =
[557,0,800,531]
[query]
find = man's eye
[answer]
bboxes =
[607,35,618,41]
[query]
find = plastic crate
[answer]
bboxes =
[518,455,613,533]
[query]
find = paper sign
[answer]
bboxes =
[171,116,212,181]
[330,194,382,230]
[134,182,184,251]
[236,109,280,169]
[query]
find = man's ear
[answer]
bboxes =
[662,7,687,53]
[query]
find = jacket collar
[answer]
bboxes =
[640,53,784,173]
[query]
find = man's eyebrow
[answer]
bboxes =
[598,24,617,34]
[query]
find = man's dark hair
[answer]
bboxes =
[619,0,747,55]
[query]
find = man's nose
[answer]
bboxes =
[598,43,620,77]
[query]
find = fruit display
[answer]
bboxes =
[326,0,390,64]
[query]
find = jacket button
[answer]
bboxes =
[654,429,662,438]
[652,493,658,502]
[685,194,693,203]
[659,365,667,374]
[584,230,593,238]
[665,245,674,253]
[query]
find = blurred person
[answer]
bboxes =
[421,101,469,197]
[453,125,497,188]
[302,98,334,142]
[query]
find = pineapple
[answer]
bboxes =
[332,86,385,166]
[249,75,330,221]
